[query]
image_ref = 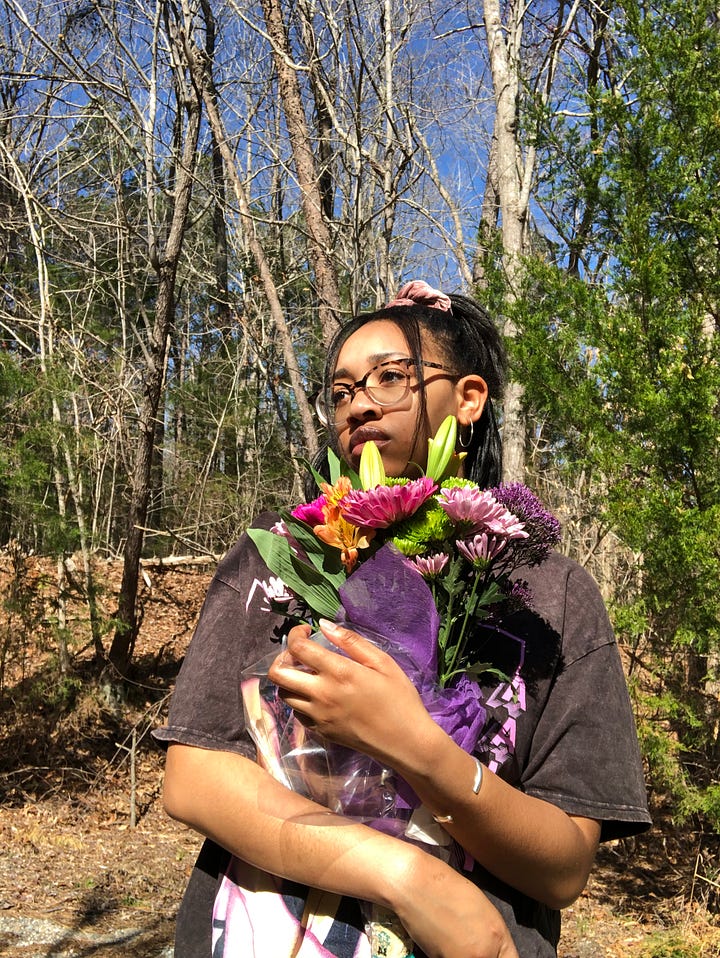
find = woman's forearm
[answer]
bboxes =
[386,718,600,909]
[162,743,519,958]
[164,743,408,907]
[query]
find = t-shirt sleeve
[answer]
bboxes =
[519,558,651,840]
[152,512,292,759]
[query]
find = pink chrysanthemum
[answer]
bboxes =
[411,552,449,578]
[291,494,327,527]
[438,486,528,539]
[340,477,437,529]
[456,533,508,565]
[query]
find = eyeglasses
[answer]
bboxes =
[315,357,453,426]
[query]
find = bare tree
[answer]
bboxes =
[182,21,321,462]
[109,1,204,676]
[481,0,584,481]
[258,0,342,344]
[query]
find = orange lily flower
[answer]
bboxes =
[315,477,374,572]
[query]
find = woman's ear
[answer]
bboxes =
[454,374,488,426]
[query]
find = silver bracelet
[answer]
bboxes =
[472,756,484,794]
[432,757,484,825]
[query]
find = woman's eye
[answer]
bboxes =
[331,387,352,406]
[377,368,407,386]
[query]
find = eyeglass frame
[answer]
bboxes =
[315,356,455,426]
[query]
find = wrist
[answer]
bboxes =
[383,706,448,782]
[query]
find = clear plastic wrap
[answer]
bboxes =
[241,635,399,826]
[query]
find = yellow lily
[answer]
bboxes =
[426,415,466,481]
[359,439,386,490]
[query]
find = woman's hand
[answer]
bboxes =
[268,620,433,766]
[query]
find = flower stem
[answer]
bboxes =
[440,570,484,686]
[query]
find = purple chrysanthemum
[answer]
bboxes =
[291,494,327,528]
[411,552,449,578]
[437,485,528,540]
[456,533,508,566]
[490,483,561,566]
[340,477,437,529]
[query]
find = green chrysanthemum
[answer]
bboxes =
[440,476,475,491]
[390,499,454,556]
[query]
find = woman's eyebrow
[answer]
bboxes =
[331,352,409,380]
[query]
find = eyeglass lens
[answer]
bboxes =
[316,358,450,426]
[315,359,412,425]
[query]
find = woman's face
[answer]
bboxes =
[330,320,463,477]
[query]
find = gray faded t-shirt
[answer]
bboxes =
[154,512,650,957]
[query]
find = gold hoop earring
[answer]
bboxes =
[458,421,474,449]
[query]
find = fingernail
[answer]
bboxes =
[318,618,341,634]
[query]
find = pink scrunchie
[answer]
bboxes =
[385,280,451,312]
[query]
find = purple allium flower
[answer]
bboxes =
[411,552,449,578]
[437,485,528,540]
[291,494,327,527]
[490,483,561,566]
[456,533,508,566]
[509,578,534,608]
[340,476,437,529]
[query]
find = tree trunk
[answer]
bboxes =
[200,0,230,325]
[185,39,320,460]
[260,0,342,345]
[482,0,581,481]
[109,49,202,676]
[483,0,527,482]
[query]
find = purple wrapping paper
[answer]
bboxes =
[336,543,486,809]
[337,542,440,674]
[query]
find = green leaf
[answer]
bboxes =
[464,663,510,683]
[296,455,328,494]
[327,447,343,484]
[466,580,503,618]
[247,527,341,620]
[278,512,346,586]
[295,450,361,493]
[323,447,361,489]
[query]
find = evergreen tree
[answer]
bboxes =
[513,0,720,825]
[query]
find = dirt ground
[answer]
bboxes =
[0,553,718,957]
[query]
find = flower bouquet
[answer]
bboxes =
[240,416,560,956]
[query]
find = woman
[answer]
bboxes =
[156,282,650,957]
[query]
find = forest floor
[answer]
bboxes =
[0,552,718,957]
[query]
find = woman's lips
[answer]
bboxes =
[348,427,390,458]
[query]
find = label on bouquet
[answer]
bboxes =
[405,804,452,852]
[366,905,414,958]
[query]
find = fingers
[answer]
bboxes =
[316,619,390,672]
[277,620,388,677]
[286,623,312,645]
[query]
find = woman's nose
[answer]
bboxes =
[346,386,381,421]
